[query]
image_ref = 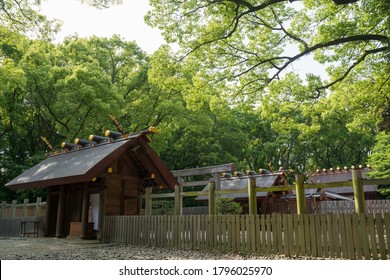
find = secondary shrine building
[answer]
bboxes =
[6,128,177,239]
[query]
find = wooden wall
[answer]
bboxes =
[104,156,141,216]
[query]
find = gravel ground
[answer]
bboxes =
[0,237,317,260]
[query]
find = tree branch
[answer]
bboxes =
[314,46,388,94]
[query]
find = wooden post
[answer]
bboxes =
[44,187,52,237]
[55,185,66,238]
[144,187,152,216]
[248,177,257,215]
[35,197,42,217]
[0,201,5,217]
[352,169,366,214]
[10,200,17,217]
[174,185,182,216]
[295,174,306,215]
[23,198,29,217]
[208,181,216,215]
[80,184,90,239]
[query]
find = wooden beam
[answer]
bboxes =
[171,163,235,177]
[361,178,390,185]
[180,180,210,187]
[182,191,210,197]
[100,173,140,182]
[352,169,366,214]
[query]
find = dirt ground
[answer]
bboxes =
[0,237,304,260]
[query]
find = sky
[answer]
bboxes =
[40,0,165,54]
[40,0,327,79]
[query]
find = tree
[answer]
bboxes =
[78,0,123,9]
[369,132,390,198]
[0,0,60,38]
[216,197,243,214]
[145,0,388,99]
[144,1,389,175]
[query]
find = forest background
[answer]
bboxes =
[0,0,389,203]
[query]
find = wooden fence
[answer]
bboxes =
[149,200,390,216]
[102,213,390,260]
[274,199,390,215]
[0,198,45,237]
[0,198,45,218]
[0,216,44,237]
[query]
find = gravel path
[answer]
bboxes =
[0,237,314,260]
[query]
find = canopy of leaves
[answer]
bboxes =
[146,0,389,100]
[1,0,390,202]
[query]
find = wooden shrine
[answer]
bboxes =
[6,127,178,239]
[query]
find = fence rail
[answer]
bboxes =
[102,213,390,260]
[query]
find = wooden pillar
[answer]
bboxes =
[248,177,257,215]
[80,184,90,239]
[98,187,106,240]
[44,187,52,237]
[174,185,182,216]
[352,169,366,214]
[144,187,152,216]
[55,185,66,238]
[295,174,306,215]
[208,181,216,215]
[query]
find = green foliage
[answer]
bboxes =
[146,0,388,101]
[0,0,60,38]
[216,197,243,215]
[78,0,123,9]
[1,1,389,203]
[368,132,390,198]
[369,132,390,178]
[152,199,174,215]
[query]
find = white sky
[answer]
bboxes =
[40,0,327,79]
[40,0,165,54]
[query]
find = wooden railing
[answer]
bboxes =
[144,169,390,216]
[102,213,390,260]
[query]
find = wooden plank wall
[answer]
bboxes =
[102,213,390,260]
[0,198,45,218]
